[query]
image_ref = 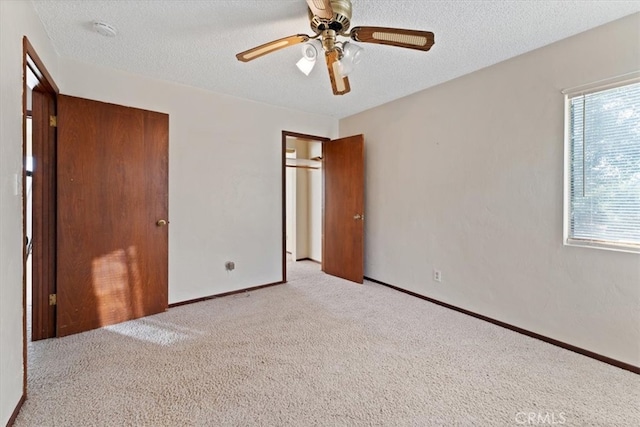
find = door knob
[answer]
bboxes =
[156,219,168,227]
[353,214,361,220]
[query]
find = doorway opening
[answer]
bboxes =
[281,131,366,284]
[281,131,329,282]
[23,38,58,343]
[23,37,59,396]
[25,109,32,338]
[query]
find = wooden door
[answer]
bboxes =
[30,89,57,340]
[56,95,169,337]
[323,134,364,283]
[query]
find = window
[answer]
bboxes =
[564,77,640,253]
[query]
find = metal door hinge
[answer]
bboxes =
[49,115,57,127]
[49,293,57,306]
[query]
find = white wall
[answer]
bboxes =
[309,142,322,262]
[295,141,310,260]
[0,1,60,424]
[58,58,338,304]
[285,152,296,256]
[340,13,640,367]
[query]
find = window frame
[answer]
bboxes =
[562,72,640,254]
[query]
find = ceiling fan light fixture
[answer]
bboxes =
[336,42,363,76]
[296,56,316,76]
[236,0,435,96]
[301,40,320,61]
[297,40,322,75]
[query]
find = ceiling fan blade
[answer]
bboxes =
[306,0,333,20]
[236,34,310,62]
[325,49,350,96]
[350,26,435,52]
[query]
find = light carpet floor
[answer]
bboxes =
[15,261,640,426]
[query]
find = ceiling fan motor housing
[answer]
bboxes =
[309,0,352,34]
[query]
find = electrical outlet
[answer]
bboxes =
[433,269,442,282]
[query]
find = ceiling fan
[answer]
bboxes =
[235,0,435,96]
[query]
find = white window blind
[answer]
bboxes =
[566,80,640,251]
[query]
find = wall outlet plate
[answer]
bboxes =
[433,270,442,282]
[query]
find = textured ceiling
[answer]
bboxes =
[32,0,640,118]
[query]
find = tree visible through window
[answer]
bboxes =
[567,80,640,251]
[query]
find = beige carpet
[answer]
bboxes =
[15,261,640,426]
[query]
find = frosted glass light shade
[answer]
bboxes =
[337,42,363,76]
[296,41,321,76]
[296,57,316,76]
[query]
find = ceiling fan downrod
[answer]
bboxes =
[321,29,338,53]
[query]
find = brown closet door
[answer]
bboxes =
[56,95,169,337]
[323,134,364,283]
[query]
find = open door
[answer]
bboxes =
[56,95,169,337]
[322,134,364,283]
[30,89,57,340]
